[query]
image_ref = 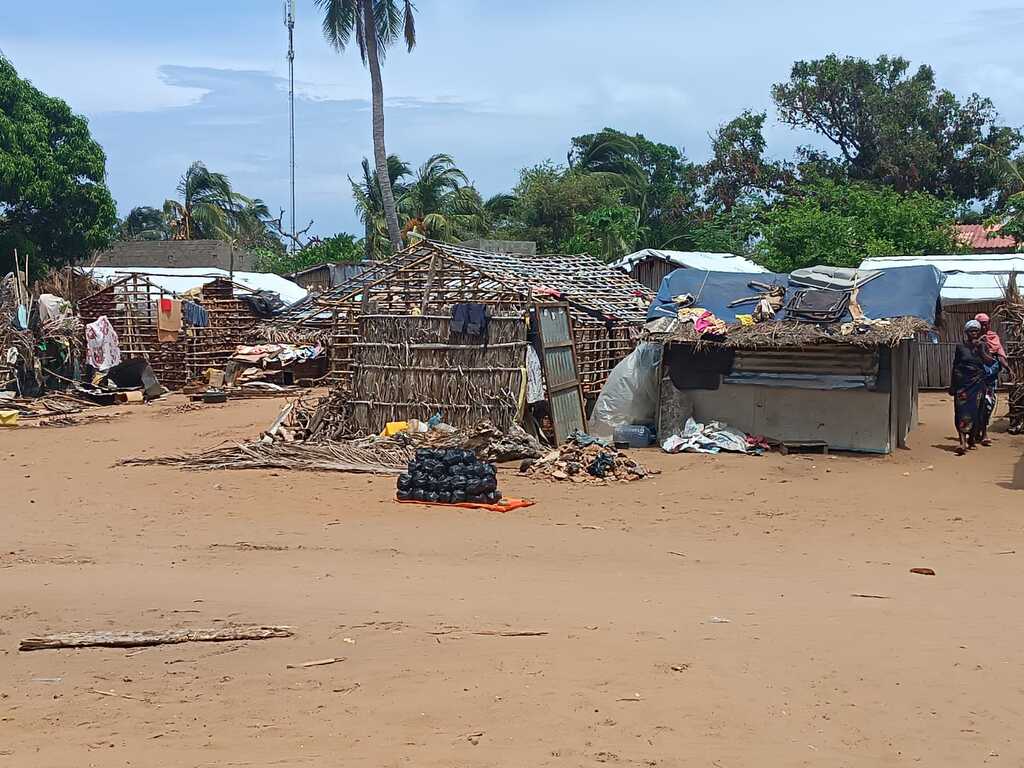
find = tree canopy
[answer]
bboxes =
[756,177,959,272]
[0,57,117,273]
[772,54,1022,203]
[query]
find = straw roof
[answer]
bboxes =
[653,316,930,349]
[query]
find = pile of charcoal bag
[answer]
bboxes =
[396,448,502,504]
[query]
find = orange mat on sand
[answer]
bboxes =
[396,497,535,513]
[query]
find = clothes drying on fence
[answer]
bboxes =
[85,315,122,371]
[157,299,182,342]
[182,300,209,328]
[526,345,546,404]
[451,303,489,339]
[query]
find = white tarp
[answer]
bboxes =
[613,248,769,274]
[82,266,308,305]
[860,254,1024,303]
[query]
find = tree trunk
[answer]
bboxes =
[363,0,403,253]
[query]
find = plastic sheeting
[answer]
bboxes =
[661,417,751,454]
[647,265,944,324]
[588,342,662,438]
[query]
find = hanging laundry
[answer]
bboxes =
[157,299,182,342]
[451,303,489,340]
[182,300,209,328]
[85,315,122,371]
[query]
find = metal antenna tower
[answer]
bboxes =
[284,0,297,253]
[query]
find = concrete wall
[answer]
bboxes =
[459,239,537,255]
[92,240,259,272]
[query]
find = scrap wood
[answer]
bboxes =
[428,628,548,637]
[851,593,891,599]
[19,625,294,651]
[520,440,656,484]
[119,440,414,475]
[287,657,345,669]
[472,630,547,637]
[89,689,151,703]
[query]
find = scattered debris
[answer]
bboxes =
[520,436,657,484]
[89,689,150,703]
[20,625,294,651]
[909,567,936,576]
[707,616,731,624]
[851,594,891,599]
[287,657,345,669]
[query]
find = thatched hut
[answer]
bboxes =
[265,240,653,399]
[78,274,269,389]
[263,240,651,440]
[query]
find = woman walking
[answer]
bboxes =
[975,312,1008,445]
[949,319,993,455]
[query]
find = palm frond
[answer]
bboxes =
[403,0,417,51]
[315,0,358,53]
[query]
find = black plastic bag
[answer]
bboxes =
[397,490,411,501]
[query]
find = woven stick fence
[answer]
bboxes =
[999,274,1023,434]
[347,313,527,435]
[256,240,650,396]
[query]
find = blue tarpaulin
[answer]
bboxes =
[648,265,944,325]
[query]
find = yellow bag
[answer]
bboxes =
[0,410,19,427]
[381,420,409,437]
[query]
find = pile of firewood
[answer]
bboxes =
[519,440,657,484]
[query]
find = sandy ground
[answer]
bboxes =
[1,392,1023,768]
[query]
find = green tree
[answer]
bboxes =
[772,54,1022,201]
[317,0,417,253]
[569,128,698,246]
[562,204,645,262]
[0,56,117,273]
[118,206,170,241]
[162,161,237,240]
[756,177,959,272]
[700,111,791,212]
[255,232,363,274]
[350,155,411,259]
[400,153,495,243]
[161,161,279,253]
[503,162,622,252]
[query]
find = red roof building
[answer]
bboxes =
[953,224,1017,253]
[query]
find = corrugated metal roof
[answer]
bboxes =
[612,248,769,274]
[953,224,1016,251]
[859,254,1024,303]
[82,266,308,305]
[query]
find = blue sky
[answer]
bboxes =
[3,1,1024,237]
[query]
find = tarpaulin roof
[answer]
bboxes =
[860,254,1024,303]
[613,248,769,274]
[648,265,944,325]
[82,266,308,305]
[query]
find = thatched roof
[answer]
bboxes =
[650,316,929,349]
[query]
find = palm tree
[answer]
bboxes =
[163,161,237,240]
[119,206,170,241]
[350,155,411,259]
[400,153,483,241]
[317,0,417,254]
